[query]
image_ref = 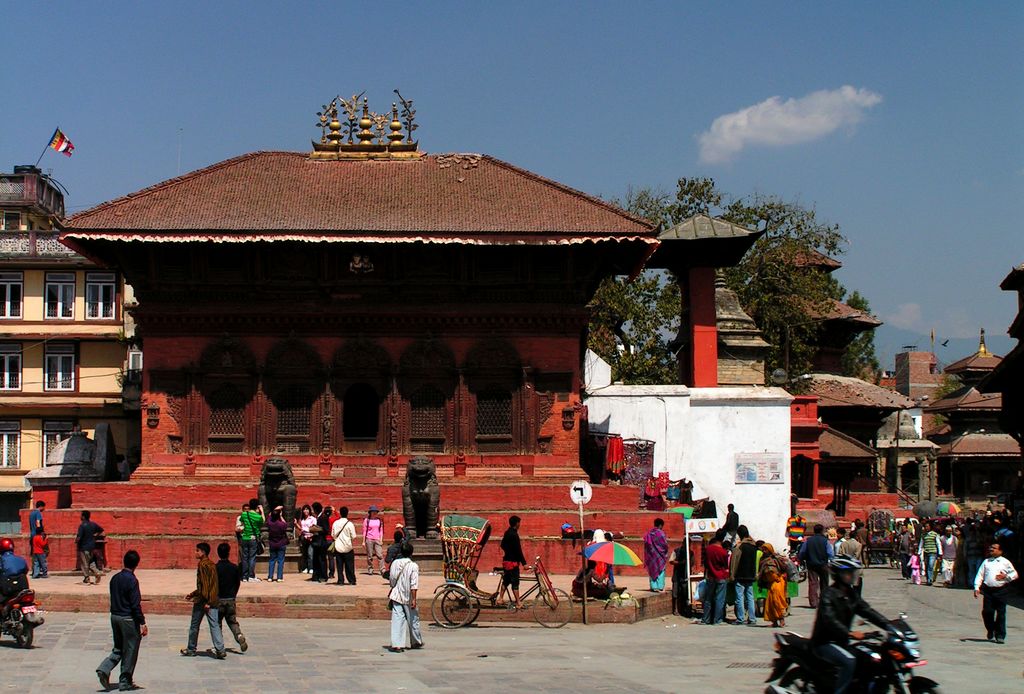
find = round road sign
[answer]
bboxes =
[569,479,593,505]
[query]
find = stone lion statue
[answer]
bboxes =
[402,456,440,538]
[258,457,298,530]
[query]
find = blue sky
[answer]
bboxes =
[4,3,1021,366]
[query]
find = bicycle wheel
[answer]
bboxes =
[440,585,480,628]
[431,589,457,628]
[532,587,572,628]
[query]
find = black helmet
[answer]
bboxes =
[829,556,863,575]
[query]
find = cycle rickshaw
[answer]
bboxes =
[430,514,572,628]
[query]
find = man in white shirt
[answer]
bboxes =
[973,542,1018,644]
[331,507,358,586]
[939,526,958,586]
[387,543,422,652]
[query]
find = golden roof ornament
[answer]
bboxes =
[311,89,421,160]
[977,328,991,357]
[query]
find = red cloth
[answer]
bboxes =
[704,543,730,581]
[605,435,625,475]
[31,535,47,555]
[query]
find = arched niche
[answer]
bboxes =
[398,339,456,399]
[464,339,522,393]
[330,339,392,399]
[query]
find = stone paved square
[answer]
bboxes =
[3,569,1020,693]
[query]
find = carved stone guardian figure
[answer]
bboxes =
[402,455,440,538]
[258,457,298,529]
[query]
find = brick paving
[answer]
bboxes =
[4,568,1020,693]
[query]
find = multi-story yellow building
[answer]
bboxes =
[0,165,138,531]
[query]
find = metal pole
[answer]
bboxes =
[579,500,587,625]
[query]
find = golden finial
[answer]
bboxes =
[388,103,404,145]
[357,98,375,145]
[977,328,990,356]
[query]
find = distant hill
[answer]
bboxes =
[874,325,1015,374]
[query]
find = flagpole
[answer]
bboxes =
[35,127,59,167]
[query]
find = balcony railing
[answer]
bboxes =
[0,232,77,258]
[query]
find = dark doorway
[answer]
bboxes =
[343,383,379,452]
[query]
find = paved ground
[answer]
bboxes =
[3,568,1020,693]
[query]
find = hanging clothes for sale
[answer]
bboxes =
[642,476,666,511]
[605,434,626,476]
[621,438,655,487]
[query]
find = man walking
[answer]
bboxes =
[387,542,423,652]
[729,525,757,625]
[499,515,528,610]
[920,523,940,586]
[97,550,147,691]
[181,542,226,659]
[973,542,1018,644]
[939,525,958,586]
[215,542,247,653]
[76,510,104,585]
[331,506,357,586]
[799,524,833,608]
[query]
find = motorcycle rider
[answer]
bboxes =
[0,538,30,600]
[810,557,890,694]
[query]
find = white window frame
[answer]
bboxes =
[44,343,75,391]
[0,272,22,319]
[0,343,20,391]
[45,272,75,320]
[42,420,75,465]
[0,421,19,468]
[85,272,117,320]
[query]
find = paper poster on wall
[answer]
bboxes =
[734,452,785,484]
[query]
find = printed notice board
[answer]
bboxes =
[734,452,784,484]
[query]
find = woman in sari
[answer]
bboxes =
[758,543,788,627]
[643,518,669,592]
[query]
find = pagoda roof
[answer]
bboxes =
[926,386,1002,413]
[805,373,915,410]
[646,213,763,269]
[793,248,842,271]
[63,151,656,245]
[999,262,1024,291]
[657,213,758,242]
[937,432,1020,458]
[944,350,1002,375]
[808,298,883,327]
[819,427,877,461]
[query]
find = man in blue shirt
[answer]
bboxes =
[799,524,834,608]
[28,501,45,542]
[76,510,104,585]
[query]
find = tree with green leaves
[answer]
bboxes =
[588,177,878,385]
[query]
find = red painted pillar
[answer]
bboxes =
[688,267,718,387]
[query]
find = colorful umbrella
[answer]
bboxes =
[582,541,642,566]
[936,501,961,516]
[667,506,695,519]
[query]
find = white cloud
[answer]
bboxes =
[885,302,924,331]
[697,86,882,164]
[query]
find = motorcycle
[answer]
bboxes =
[1,586,44,648]
[764,615,941,693]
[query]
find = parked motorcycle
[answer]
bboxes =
[764,615,941,693]
[1,587,44,648]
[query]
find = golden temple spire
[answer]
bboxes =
[977,328,990,356]
[310,90,421,160]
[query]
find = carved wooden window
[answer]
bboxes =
[409,385,446,453]
[342,382,379,453]
[275,385,312,453]
[206,383,246,453]
[475,387,513,453]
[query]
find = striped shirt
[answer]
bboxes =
[786,516,807,541]
[921,531,940,555]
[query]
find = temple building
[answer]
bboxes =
[0,165,137,531]
[926,331,1021,501]
[42,93,791,569]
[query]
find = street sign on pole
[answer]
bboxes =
[569,479,594,624]
[569,479,593,505]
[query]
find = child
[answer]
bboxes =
[908,553,921,585]
[31,531,49,579]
